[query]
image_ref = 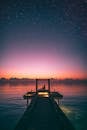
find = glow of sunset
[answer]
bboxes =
[0,46,86,79]
[0,0,87,80]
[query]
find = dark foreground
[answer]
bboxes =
[15,96,75,130]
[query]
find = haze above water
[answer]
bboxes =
[0,82,87,130]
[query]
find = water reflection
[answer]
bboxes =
[0,83,87,98]
[0,83,87,130]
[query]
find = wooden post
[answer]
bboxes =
[36,79,38,93]
[48,79,50,93]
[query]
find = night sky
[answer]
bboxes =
[0,0,87,79]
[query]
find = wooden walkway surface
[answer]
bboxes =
[15,96,75,130]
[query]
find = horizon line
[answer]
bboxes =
[0,77,87,80]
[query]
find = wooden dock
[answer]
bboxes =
[15,79,75,130]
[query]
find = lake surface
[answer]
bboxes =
[0,82,87,130]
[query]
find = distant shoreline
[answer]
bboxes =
[0,78,87,86]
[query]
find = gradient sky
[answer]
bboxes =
[0,0,87,79]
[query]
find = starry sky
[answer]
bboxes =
[0,0,87,79]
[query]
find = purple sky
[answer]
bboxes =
[0,0,87,79]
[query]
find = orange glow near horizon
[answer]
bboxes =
[0,69,87,79]
[0,48,87,79]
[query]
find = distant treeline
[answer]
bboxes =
[52,78,87,85]
[0,78,35,85]
[0,78,87,86]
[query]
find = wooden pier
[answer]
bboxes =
[15,79,75,130]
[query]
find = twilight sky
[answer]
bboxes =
[0,0,87,79]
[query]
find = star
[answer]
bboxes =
[7,15,11,21]
[19,11,24,16]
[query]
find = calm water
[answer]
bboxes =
[0,82,87,130]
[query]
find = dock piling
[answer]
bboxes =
[48,79,50,93]
[36,79,38,93]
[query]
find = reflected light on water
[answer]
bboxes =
[61,106,72,114]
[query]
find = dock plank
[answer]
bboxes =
[15,96,75,130]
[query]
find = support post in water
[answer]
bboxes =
[48,79,50,93]
[36,79,38,93]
